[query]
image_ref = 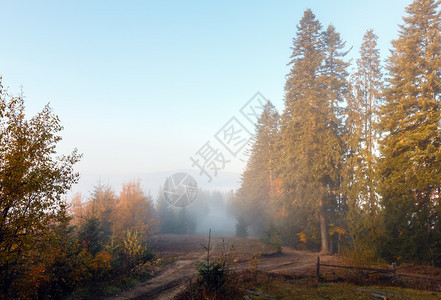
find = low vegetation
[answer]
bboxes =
[241,273,441,300]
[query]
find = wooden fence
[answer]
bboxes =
[316,257,441,283]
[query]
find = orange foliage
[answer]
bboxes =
[275,208,286,219]
[112,180,156,238]
[28,265,48,289]
[290,199,298,206]
[269,178,283,198]
[91,251,112,273]
[297,232,307,243]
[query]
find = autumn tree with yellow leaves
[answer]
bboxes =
[0,77,82,297]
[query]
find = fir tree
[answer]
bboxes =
[321,24,350,254]
[280,10,349,252]
[345,30,383,253]
[236,102,280,236]
[378,0,441,265]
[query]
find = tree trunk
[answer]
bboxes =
[329,236,334,254]
[338,233,341,254]
[319,197,329,253]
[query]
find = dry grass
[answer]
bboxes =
[238,271,441,299]
[176,269,441,299]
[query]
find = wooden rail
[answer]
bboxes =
[316,257,441,283]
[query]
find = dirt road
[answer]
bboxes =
[108,234,337,300]
[109,258,202,300]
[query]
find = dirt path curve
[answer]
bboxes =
[106,235,336,300]
[108,256,205,300]
[258,247,333,275]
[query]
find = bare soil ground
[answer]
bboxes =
[107,234,338,300]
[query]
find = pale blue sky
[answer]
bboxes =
[0,0,413,194]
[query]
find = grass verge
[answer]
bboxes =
[243,272,441,299]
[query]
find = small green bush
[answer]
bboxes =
[262,224,282,253]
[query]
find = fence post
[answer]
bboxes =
[316,256,320,281]
[392,262,397,280]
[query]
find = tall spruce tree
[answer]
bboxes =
[345,30,383,252]
[280,10,348,252]
[236,102,280,236]
[321,24,350,254]
[378,0,441,264]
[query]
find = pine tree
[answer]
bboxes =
[87,184,118,240]
[321,24,350,254]
[345,30,383,252]
[236,102,280,236]
[280,10,349,252]
[322,24,350,110]
[378,0,441,264]
[280,8,325,251]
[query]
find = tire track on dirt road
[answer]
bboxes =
[107,251,207,299]
[258,247,325,275]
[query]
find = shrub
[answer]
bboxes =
[262,224,282,253]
